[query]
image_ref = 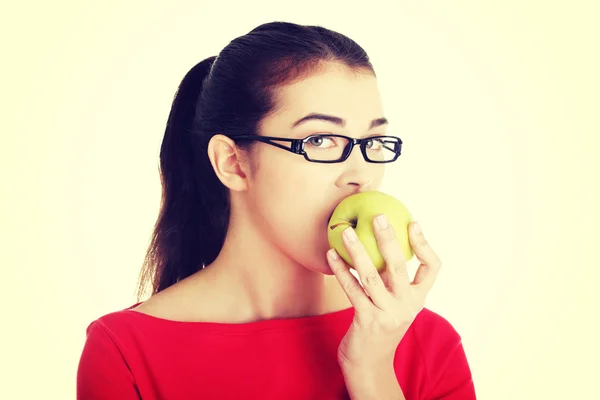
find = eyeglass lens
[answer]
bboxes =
[304,135,398,162]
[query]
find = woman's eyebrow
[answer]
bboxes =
[291,113,388,129]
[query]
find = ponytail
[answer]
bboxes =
[136,56,230,300]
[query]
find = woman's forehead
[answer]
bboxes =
[266,66,384,133]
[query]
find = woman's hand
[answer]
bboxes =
[327,214,442,381]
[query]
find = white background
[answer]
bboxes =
[2,1,599,398]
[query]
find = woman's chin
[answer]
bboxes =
[312,260,335,275]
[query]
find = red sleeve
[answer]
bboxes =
[425,341,476,399]
[415,310,477,399]
[76,321,140,400]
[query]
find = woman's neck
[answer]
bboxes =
[197,216,351,322]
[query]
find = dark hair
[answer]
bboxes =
[136,21,375,300]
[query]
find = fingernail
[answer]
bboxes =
[327,248,339,261]
[375,214,389,230]
[412,222,421,235]
[343,227,357,242]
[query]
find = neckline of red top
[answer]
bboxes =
[121,302,356,334]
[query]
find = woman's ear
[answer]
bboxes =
[207,134,249,191]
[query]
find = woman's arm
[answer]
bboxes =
[76,321,140,400]
[422,340,476,399]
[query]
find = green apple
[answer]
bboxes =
[328,191,414,272]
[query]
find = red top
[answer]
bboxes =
[77,304,475,399]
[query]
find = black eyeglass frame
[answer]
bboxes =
[230,134,403,164]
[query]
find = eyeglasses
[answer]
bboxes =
[230,134,403,163]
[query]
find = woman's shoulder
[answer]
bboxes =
[85,291,204,337]
[84,302,145,338]
[409,307,464,351]
[413,307,463,339]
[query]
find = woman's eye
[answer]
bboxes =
[366,139,383,150]
[307,136,335,148]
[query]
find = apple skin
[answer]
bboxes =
[327,191,414,272]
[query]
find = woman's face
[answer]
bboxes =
[246,62,389,275]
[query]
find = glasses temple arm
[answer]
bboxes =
[236,136,302,154]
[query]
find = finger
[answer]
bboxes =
[327,248,373,312]
[341,227,393,310]
[409,222,442,293]
[373,214,411,298]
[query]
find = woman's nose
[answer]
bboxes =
[334,147,376,190]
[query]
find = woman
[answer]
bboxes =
[77,21,476,399]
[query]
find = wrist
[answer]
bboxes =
[339,357,395,378]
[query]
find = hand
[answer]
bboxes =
[327,215,442,372]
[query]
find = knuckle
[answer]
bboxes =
[333,267,348,276]
[390,260,409,276]
[332,263,348,275]
[378,224,397,243]
[416,237,429,249]
[364,270,381,286]
[344,280,363,295]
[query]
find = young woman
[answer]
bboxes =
[77,21,476,399]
